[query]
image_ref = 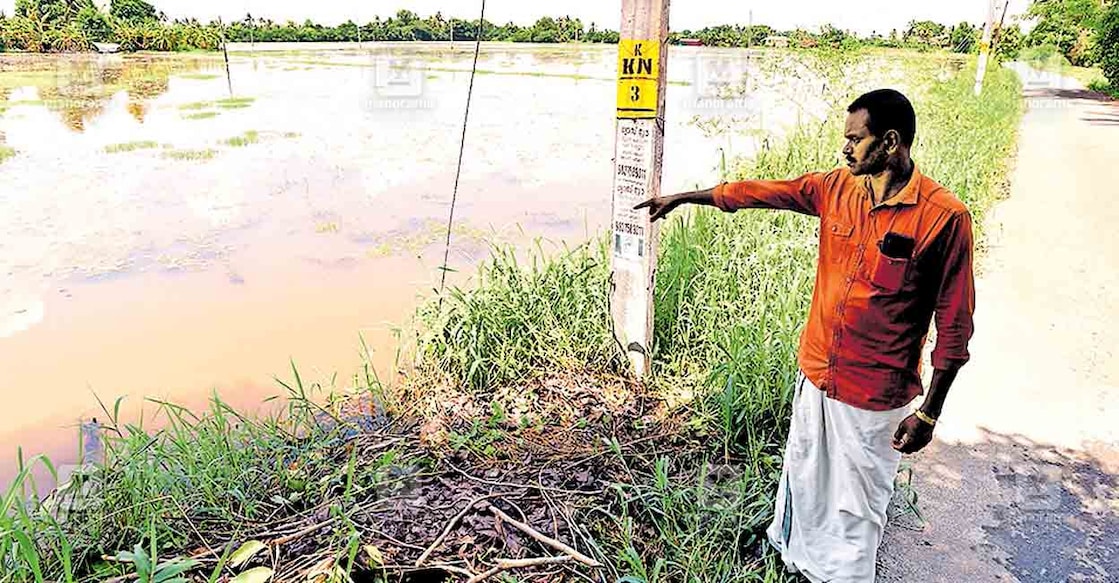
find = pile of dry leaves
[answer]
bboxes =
[184,373,706,583]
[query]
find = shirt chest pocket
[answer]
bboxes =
[826,221,855,265]
[868,247,911,294]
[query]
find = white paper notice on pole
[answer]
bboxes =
[612,118,656,263]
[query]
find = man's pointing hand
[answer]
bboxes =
[634,194,685,222]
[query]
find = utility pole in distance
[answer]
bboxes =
[610,0,670,376]
[974,0,996,96]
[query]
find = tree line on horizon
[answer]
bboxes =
[0,1,1022,55]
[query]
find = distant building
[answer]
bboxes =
[764,36,790,48]
[679,38,704,47]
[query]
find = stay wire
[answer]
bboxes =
[437,0,486,309]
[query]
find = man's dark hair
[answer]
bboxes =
[847,89,916,147]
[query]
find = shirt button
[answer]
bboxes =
[831,225,838,232]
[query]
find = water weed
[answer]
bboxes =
[183,111,219,120]
[216,98,256,110]
[104,141,159,154]
[222,131,260,148]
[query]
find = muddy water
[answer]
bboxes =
[0,42,835,488]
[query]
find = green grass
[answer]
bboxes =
[178,73,221,80]
[1068,66,1107,88]
[0,52,1023,583]
[222,130,260,148]
[162,148,217,161]
[0,379,385,583]
[0,146,15,165]
[182,111,219,120]
[104,141,160,154]
[178,101,213,111]
[416,243,620,391]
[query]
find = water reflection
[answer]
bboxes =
[0,54,218,131]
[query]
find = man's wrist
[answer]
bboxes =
[684,189,712,203]
[914,409,938,427]
[669,188,713,206]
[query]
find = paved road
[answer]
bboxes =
[878,71,1119,582]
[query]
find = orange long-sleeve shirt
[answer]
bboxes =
[714,165,975,411]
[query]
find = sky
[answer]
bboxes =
[1,1,1033,36]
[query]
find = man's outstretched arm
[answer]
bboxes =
[635,174,826,222]
[633,187,718,221]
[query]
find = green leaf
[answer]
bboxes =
[131,543,152,579]
[230,566,274,583]
[363,544,383,567]
[153,558,201,583]
[228,540,268,568]
[207,539,238,583]
[13,531,44,583]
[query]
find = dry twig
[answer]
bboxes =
[272,517,338,546]
[467,556,574,583]
[486,505,601,568]
[416,493,508,566]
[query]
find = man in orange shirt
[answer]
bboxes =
[636,89,974,582]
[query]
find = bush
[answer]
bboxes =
[0,14,43,51]
[996,24,1025,60]
[77,5,114,43]
[1099,2,1119,89]
[42,21,90,52]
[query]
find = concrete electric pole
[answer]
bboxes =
[610,0,670,376]
[974,0,997,96]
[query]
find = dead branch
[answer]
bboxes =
[486,505,601,568]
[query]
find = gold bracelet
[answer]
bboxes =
[914,410,938,427]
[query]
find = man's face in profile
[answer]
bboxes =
[844,109,888,176]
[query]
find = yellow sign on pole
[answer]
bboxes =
[616,39,661,119]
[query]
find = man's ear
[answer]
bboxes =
[884,129,901,153]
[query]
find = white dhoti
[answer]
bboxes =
[767,372,909,583]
